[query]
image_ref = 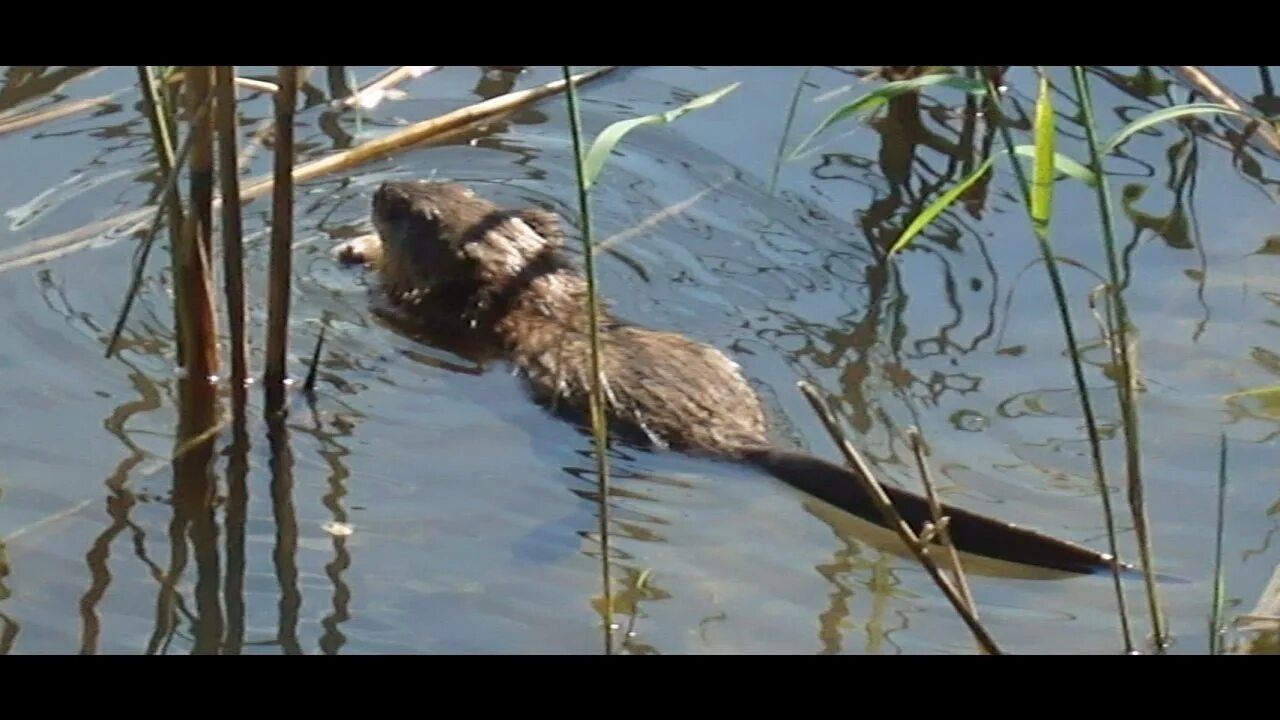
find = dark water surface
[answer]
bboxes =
[1,65,1279,654]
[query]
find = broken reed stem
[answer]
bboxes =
[333,65,440,110]
[907,428,978,617]
[214,66,249,415]
[797,382,1001,655]
[235,66,616,199]
[265,66,298,415]
[303,324,326,394]
[1170,66,1280,154]
[562,64,614,655]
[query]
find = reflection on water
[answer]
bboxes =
[1,66,1280,653]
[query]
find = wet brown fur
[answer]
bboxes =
[352,179,1135,577]
[370,180,771,455]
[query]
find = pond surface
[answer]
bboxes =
[1,65,1279,654]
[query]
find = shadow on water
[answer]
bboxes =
[77,368,163,654]
[264,406,303,655]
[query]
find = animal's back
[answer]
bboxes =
[511,319,771,455]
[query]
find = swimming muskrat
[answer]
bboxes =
[343,179,1132,576]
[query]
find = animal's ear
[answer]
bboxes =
[514,208,565,245]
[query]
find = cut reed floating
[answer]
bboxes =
[0,92,125,137]
[0,66,619,276]
[0,66,104,119]
[332,65,440,110]
[235,67,315,170]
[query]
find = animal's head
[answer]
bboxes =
[371,180,566,309]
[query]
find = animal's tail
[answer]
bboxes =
[743,447,1133,576]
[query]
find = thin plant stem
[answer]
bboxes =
[135,65,188,363]
[304,324,326,394]
[770,65,812,194]
[105,92,211,358]
[907,429,977,615]
[982,66,1134,652]
[1070,65,1165,651]
[1210,433,1228,654]
[265,66,299,415]
[797,382,1001,656]
[561,65,614,655]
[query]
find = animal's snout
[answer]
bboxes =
[371,181,402,215]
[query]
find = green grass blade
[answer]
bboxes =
[888,139,1100,257]
[1102,102,1253,156]
[1031,74,1055,239]
[888,156,993,256]
[1072,65,1162,652]
[787,73,986,161]
[562,65,615,655]
[1012,145,1098,187]
[583,82,740,189]
[995,67,1134,653]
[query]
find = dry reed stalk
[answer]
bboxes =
[0,92,125,137]
[264,66,299,414]
[333,65,440,110]
[0,66,619,275]
[175,66,219,434]
[1170,65,1280,154]
[907,429,978,614]
[215,66,249,409]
